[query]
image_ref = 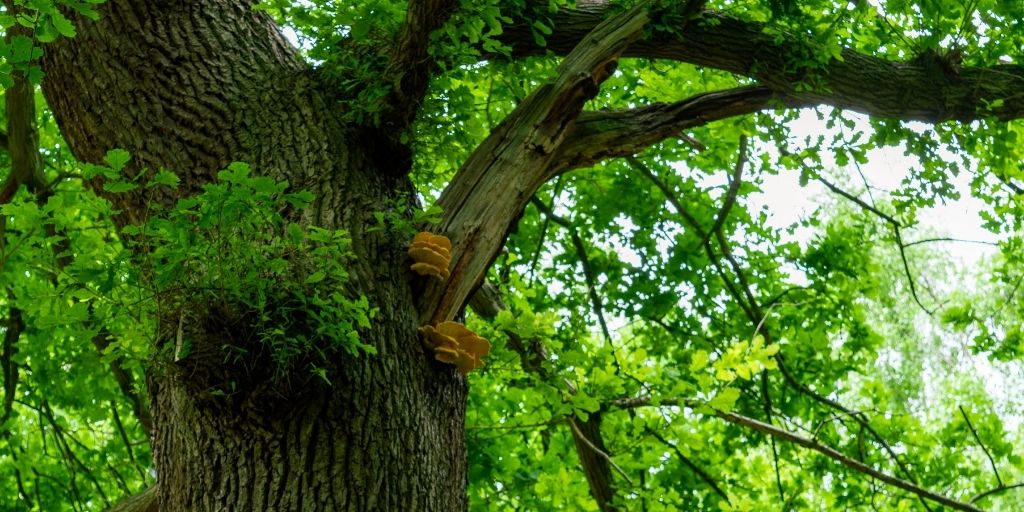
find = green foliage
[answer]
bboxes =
[0,0,101,86]
[3,0,1024,511]
[92,158,377,382]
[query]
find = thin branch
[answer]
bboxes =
[717,410,982,512]
[91,328,152,433]
[970,482,1024,504]
[528,176,565,285]
[625,156,757,321]
[902,237,998,248]
[816,176,934,315]
[631,157,932,509]
[646,427,730,503]
[701,135,748,248]
[569,415,634,486]
[530,197,615,346]
[110,401,148,483]
[958,406,1003,487]
[611,396,981,512]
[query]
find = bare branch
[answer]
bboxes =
[902,237,998,248]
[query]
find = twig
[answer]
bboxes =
[816,176,933,314]
[958,405,1003,487]
[569,416,634,486]
[700,135,747,248]
[647,427,730,502]
[970,482,1024,504]
[902,237,998,248]
[610,396,982,512]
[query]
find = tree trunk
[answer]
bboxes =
[41,1,469,510]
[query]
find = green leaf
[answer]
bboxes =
[10,35,34,63]
[304,271,327,284]
[707,388,741,413]
[104,148,132,171]
[148,169,180,188]
[103,181,138,193]
[50,12,77,37]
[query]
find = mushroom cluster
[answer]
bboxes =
[408,231,452,280]
[419,321,491,375]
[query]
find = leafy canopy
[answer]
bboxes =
[1,0,1024,511]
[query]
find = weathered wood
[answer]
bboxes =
[421,5,650,325]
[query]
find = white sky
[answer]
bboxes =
[749,109,1021,430]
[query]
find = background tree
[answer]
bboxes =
[1,0,1023,510]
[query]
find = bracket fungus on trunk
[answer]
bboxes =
[419,321,491,375]
[408,231,453,280]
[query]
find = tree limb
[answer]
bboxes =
[498,2,1024,122]
[384,0,460,131]
[425,4,649,324]
[550,86,789,174]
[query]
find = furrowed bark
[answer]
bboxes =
[43,2,468,510]
[499,1,1024,122]
[422,4,649,324]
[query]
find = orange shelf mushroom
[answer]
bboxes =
[408,231,452,280]
[419,321,491,375]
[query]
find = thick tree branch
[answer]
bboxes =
[384,0,460,131]
[425,4,649,324]
[106,485,158,512]
[612,397,983,512]
[550,86,790,174]
[499,2,1024,122]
